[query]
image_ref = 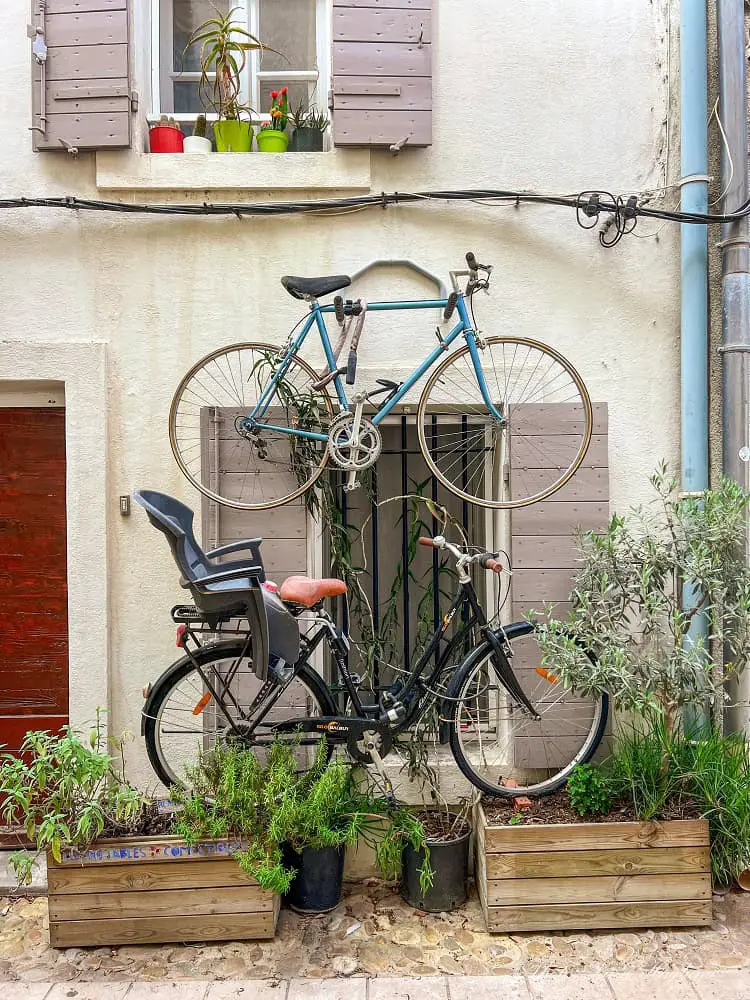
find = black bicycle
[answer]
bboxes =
[138,490,607,798]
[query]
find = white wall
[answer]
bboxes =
[0,0,682,787]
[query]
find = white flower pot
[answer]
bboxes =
[183,135,212,153]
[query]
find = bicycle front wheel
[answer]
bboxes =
[445,622,607,797]
[417,336,592,509]
[144,641,336,787]
[170,342,333,510]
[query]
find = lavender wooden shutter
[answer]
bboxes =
[510,403,609,623]
[30,0,131,151]
[332,0,432,148]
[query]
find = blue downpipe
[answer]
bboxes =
[680,0,709,730]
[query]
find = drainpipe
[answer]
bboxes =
[717,0,750,735]
[680,0,710,726]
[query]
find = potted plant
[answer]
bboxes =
[473,467,750,934]
[256,88,289,153]
[184,6,267,153]
[289,101,329,152]
[149,114,184,153]
[0,721,281,946]
[183,114,212,153]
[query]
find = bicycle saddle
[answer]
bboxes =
[279,575,347,607]
[281,274,351,300]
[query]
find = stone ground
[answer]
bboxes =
[1,883,748,983]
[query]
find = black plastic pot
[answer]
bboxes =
[290,127,325,152]
[402,819,471,913]
[282,842,345,913]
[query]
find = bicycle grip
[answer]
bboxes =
[418,537,438,548]
[465,251,478,270]
[485,558,503,574]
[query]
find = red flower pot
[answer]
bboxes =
[149,126,184,153]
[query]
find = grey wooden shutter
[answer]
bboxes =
[510,403,609,622]
[30,0,132,151]
[332,0,432,148]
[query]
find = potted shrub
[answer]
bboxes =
[149,114,184,153]
[473,467,750,934]
[256,88,290,153]
[183,114,212,153]
[0,722,281,946]
[289,101,329,152]
[184,7,267,153]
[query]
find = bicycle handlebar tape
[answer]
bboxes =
[346,349,358,385]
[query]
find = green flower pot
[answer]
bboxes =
[256,129,289,153]
[214,120,253,153]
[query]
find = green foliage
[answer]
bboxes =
[0,717,150,885]
[603,719,750,886]
[358,796,434,895]
[184,6,276,120]
[289,101,330,132]
[193,114,207,138]
[566,763,612,817]
[171,738,365,894]
[534,467,750,729]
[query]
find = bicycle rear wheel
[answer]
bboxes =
[417,336,592,509]
[170,342,333,510]
[143,640,336,787]
[445,622,607,797]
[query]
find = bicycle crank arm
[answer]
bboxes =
[484,628,541,719]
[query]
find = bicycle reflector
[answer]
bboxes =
[176,624,187,647]
[192,692,212,716]
[535,667,558,683]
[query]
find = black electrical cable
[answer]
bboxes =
[0,188,748,245]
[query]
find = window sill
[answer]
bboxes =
[95,149,372,193]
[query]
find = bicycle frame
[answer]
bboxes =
[248,292,505,442]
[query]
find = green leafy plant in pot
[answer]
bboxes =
[184,6,267,153]
[288,101,329,152]
[256,88,290,153]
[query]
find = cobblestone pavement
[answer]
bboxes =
[0,884,748,984]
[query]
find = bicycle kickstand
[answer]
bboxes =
[367,744,397,806]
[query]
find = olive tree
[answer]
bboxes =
[534,466,750,733]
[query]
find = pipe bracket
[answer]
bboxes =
[719,342,750,353]
[677,173,711,186]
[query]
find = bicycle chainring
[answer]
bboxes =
[327,412,382,471]
[347,724,392,765]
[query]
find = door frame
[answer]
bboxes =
[0,342,109,735]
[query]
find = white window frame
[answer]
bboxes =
[151,0,330,124]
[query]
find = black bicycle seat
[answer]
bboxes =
[281,274,351,300]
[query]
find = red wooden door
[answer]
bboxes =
[0,408,68,750]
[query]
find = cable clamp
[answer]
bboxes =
[678,491,705,499]
[719,342,750,354]
[715,236,750,249]
[677,174,711,187]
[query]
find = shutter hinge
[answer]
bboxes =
[328,88,334,112]
[389,136,410,155]
[130,90,139,113]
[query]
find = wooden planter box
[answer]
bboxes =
[474,802,712,933]
[47,836,280,947]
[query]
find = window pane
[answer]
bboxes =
[172,0,221,72]
[173,80,204,113]
[258,80,318,119]
[258,0,317,72]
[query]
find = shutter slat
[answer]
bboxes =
[332,1,432,148]
[31,0,131,151]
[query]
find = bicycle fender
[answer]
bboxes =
[484,627,540,718]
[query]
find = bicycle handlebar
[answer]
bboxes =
[419,535,502,574]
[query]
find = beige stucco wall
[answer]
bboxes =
[0,0,694,787]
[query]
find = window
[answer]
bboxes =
[153,0,328,121]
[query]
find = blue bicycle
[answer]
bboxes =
[170,252,593,511]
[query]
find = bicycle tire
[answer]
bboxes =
[444,622,608,797]
[416,336,593,509]
[169,342,334,511]
[143,640,337,787]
